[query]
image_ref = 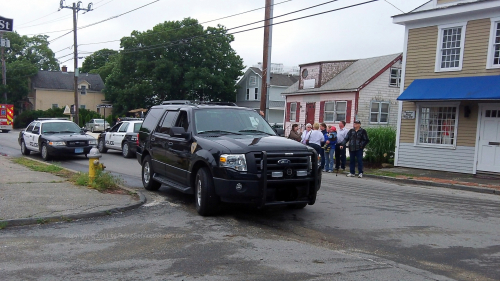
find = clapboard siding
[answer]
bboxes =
[397,143,475,174]
[400,102,416,143]
[404,19,500,88]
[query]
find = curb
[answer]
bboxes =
[363,174,500,195]
[0,157,147,229]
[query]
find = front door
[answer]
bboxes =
[477,105,500,173]
[306,103,315,125]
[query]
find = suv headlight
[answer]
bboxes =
[49,141,66,146]
[219,154,247,172]
[88,140,97,145]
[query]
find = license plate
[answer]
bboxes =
[75,148,84,153]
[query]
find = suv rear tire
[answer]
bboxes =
[195,167,219,216]
[142,155,161,191]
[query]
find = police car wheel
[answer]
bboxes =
[98,138,107,153]
[21,140,30,155]
[41,143,51,161]
[122,142,131,158]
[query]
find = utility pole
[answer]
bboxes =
[1,32,7,103]
[59,0,93,126]
[260,0,274,121]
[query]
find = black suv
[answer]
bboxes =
[136,101,321,216]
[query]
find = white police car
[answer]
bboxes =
[97,118,143,158]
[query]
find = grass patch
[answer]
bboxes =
[72,169,123,192]
[0,222,7,230]
[366,170,413,178]
[36,218,48,224]
[13,157,74,178]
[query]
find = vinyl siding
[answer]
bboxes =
[397,143,475,174]
[400,102,417,143]
[34,89,105,114]
[437,0,459,4]
[357,60,401,128]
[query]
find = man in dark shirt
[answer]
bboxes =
[340,120,369,178]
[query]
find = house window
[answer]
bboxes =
[487,17,500,69]
[80,105,86,109]
[290,103,297,122]
[435,23,466,72]
[254,88,258,100]
[249,76,256,86]
[80,85,87,95]
[323,101,347,122]
[52,104,58,109]
[389,68,401,87]
[370,102,389,123]
[246,89,250,100]
[417,104,458,147]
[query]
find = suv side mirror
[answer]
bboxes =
[171,126,191,140]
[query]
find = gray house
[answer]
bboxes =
[235,67,298,125]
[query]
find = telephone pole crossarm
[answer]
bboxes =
[59,0,93,126]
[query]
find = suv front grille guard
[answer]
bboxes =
[259,150,319,208]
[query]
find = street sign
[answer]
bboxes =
[97,104,112,108]
[0,16,13,32]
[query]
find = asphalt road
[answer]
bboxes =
[1,130,499,280]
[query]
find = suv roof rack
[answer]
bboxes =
[162,100,193,105]
[161,100,237,107]
[36,118,70,120]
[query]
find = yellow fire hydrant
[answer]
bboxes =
[88,146,105,184]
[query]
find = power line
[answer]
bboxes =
[16,14,73,29]
[78,0,294,47]
[384,0,404,13]
[16,11,60,27]
[120,0,379,55]
[49,30,73,43]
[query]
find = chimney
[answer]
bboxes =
[62,65,67,72]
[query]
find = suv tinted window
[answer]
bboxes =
[141,108,164,133]
[175,111,189,131]
[157,111,178,134]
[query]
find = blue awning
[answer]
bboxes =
[397,75,500,101]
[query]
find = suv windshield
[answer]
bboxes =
[41,122,82,134]
[194,108,276,135]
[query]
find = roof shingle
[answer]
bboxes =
[31,71,105,91]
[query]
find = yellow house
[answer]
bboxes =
[29,68,109,117]
[393,0,500,175]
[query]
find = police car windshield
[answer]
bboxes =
[42,122,81,134]
[194,108,276,135]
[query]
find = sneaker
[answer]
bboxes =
[358,173,363,178]
[323,169,327,173]
[327,170,332,173]
[346,173,355,177]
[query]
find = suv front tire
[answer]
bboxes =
[142,155,161,191]
[195,167,219,216]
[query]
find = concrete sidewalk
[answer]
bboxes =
[0,155,145,228]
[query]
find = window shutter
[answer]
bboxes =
[319,101,325,123]
[296,102,300,122]
[346,100,352,123]
[286,102,291,122]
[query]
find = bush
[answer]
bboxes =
[78,108,103,127]
[364,127,396,163]
[14,107,66,128]
[73,169,123,191]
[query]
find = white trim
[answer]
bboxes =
[393,0,500,25]
[413,101,460,149]
[435,22,467,72]
[473,103,484,174]
[395,27,409,167]
[486,17,500,69]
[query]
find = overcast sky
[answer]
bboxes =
[4,0,429,72]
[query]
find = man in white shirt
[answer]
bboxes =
[335,120,348,171]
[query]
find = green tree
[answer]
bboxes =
[81,48,118,81]
[1,32,59,107]
[104,18,244,116]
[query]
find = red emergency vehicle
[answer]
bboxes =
[0,104,14,132]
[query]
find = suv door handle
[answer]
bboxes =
[151,136,156,141]
[168,142,173,146]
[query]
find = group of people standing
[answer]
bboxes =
[288,120,369,178]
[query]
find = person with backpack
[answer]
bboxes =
[339,120,369,178]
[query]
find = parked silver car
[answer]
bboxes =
[84,119,110,133]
